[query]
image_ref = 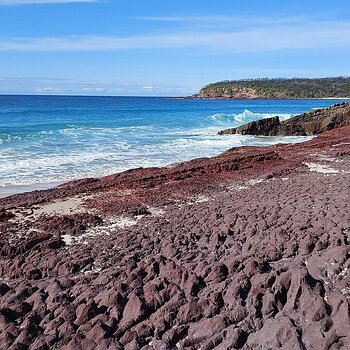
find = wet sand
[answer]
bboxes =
[0,181,63,198]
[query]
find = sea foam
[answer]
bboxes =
[210,109,294,125]
[1,96,338,192]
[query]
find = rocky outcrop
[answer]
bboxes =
[219,102,350,136]
[219,116,280,136]
[1,126,350,349]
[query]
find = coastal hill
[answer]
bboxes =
[194,77,350,99]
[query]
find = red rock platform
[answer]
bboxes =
[1,126,350,349]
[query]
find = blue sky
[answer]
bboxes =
[0,0,350,96]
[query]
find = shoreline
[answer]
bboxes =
[0,135,313,199]
[0,181,64,198]
[2,98,349,198]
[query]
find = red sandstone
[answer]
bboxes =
[1,126,350,349]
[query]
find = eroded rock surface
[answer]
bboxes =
[1,126,350,349]
[219,102,350,136]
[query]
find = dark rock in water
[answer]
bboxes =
[219,102,350,136]
[221,116,280,136]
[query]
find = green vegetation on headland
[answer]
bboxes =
[193,77,350,99]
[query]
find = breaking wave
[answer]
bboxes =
[210,109,295,126]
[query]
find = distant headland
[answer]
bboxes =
[191,77,350,99]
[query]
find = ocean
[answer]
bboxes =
[1,95,349,195]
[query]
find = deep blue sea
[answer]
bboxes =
[1,95,350,194]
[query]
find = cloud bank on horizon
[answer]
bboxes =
[0,0,349,95]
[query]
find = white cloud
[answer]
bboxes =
[0,0,98,5]
[138,16,239,22]
[81,87,105,92]
[34,87,54,92]
[138,15,307,25]
[0,19,349,53]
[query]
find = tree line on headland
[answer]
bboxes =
[193,77,350,99]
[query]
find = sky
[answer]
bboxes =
[0,0,350,96]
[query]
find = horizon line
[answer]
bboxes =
[1,93,350,101]
[0,93,179,98]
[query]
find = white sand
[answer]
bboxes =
[62,215,141,246]
[304,162,340,174]
[33,196,91,217]
[61,234,74,246]
[226,178,266,192]
[248,178,265,186]
[194,195,210,204]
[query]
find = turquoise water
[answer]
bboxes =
[1,95,349,191]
